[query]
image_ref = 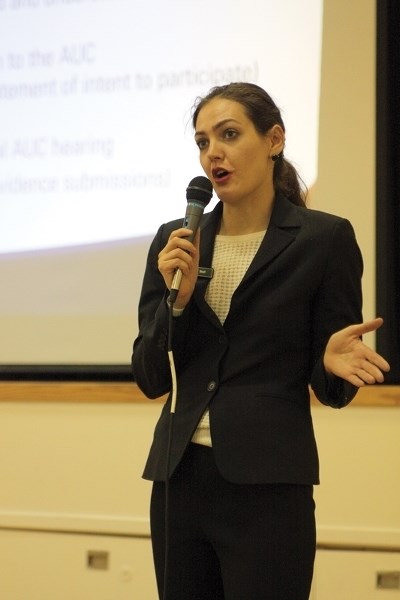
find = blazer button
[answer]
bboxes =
[207,381,217,392]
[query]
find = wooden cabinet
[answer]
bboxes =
[0,529,157,600]
[312,549,400,599]
[1,383,400,599]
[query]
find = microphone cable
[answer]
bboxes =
[161,175,212,599]
[162,297,178,600]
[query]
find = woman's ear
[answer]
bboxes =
[268,124,285,159]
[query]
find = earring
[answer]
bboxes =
[271,152,283,162]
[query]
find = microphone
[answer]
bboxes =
[169,176,213,304]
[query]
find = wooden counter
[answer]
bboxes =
[0,381,399,407]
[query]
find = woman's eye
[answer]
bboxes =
[224,129,237,140]
[196,139,208,150]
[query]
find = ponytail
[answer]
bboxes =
[273,156,307,207]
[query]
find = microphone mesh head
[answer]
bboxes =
[186,176,213,206]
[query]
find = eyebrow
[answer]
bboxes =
[195,118,239,138]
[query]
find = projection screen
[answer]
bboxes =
[0,0,323,376]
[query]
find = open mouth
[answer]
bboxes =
[212,168,230,181]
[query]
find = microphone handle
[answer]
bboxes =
[169,201,205,302]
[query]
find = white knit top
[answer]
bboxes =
[191,230,266,447]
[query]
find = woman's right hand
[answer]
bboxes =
[158,227,200,309]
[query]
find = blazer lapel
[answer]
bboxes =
[192,202,222,322]
[242,194,302,283]
[192,195,302,321]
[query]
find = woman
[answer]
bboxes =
[132,82,390,599]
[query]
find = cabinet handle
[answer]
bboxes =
[87,550,109,570]
[376,571,400,590]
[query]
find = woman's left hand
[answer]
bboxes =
[323,317,391,387]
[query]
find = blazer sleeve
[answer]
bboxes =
[131,222,194,399]
[310,217,364,408]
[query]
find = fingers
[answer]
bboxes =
[344,365,384,388]
[357,358,388,384]
[350,319,391,383]
[343,348,390,387]
[346,373,371,388]
[324,326,391,387]
[164,228,196,255]
[158,228,196,273]
[348,317,384,338]
[364,349,391,374]
[157,229,201,299]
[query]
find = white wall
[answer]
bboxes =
[314,0,377,330]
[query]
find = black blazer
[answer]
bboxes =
[132,194,363,485]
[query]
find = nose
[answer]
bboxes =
[206,138,223,161]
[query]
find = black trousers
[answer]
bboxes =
[150,443,316,600]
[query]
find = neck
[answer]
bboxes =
[219,196,274,236]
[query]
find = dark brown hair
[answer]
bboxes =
[192,82,307,207]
